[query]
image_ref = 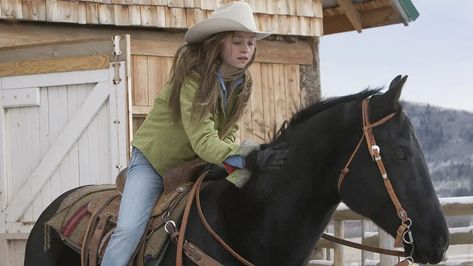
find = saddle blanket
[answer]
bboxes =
[46,183,191,264]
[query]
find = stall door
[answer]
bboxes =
[0,37,129,265]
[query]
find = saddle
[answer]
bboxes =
[46,158,207,266]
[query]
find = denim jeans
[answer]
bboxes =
[101,147,164,266]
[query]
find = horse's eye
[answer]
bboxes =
[393,149,408,160]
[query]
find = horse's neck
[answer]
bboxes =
[220,103,360,262]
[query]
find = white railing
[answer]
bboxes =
[310,197,473,266]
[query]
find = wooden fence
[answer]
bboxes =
[310,196,473,266]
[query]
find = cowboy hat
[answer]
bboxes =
[184,2,271,43]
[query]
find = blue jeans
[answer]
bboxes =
[101,148,164,266]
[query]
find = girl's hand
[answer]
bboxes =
[245,142,288,173]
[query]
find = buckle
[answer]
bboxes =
[371,145,380,154]
[164,220,176,234]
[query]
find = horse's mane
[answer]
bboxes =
[271,89,381,141]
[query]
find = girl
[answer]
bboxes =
[101,2,287,265]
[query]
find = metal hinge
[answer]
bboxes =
[112,35,122,85]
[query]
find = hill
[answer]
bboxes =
[402,102,473,197]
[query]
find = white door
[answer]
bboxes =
[0,37,129,265]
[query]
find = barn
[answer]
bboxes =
[0,0,418,265]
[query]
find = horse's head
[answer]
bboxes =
[338,75,449,264]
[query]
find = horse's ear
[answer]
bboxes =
[377,75,408,112]
[387,75,408,104]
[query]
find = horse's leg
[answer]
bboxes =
[24,187,86,266]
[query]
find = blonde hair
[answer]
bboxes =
[168,32,256,134]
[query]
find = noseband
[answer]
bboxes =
[333,97,415,264]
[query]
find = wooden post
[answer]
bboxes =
[326,245,331,261]
[0,234,7,266]
[361,220,374,265]
[333,220,344,265]
[379,228,397,266]
[300,36,321,107]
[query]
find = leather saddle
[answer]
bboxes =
[57,158,209,266]
[115,158,207,195]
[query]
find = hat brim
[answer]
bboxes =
[185,18,271,43]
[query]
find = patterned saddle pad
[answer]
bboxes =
[46,182,192,265]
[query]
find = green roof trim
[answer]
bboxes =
[399,0,420,21]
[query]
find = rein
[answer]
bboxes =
[174,172,253,266]
[327,98,415,265]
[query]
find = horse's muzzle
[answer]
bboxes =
[413,235,449,264]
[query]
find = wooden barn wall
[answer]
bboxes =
[0,21,315,143]
[0,0,323,37]
[131,56,301,143]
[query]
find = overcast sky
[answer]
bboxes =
[319,0,473,112]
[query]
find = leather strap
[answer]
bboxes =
[337,134,364,191]
[321,233,405,257]
[334,98,415,261]
[183,242,223,266]
[165,220,180,243]
[176,172,209,266]
[175,171,254,266]
[81,194,116,266]
[195,174,254,266]
[89,214,111,266]
[395,223,409,248]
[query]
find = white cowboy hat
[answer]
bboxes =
[184,2,271,43]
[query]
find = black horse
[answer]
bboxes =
[25,75,449,265]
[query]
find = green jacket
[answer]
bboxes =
[131,75,242,175]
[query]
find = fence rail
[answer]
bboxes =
[311,196,473,266]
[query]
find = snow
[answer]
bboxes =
[441,259,473,266]
[440,197,473,205]
[338,197,473,209]
[307,260,333,265]
[450,226,473,234]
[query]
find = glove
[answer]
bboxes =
[245,142,288,173]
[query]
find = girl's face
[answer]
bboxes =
[219,31,256,75]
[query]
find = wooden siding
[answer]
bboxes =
[0,55,110,77]
[0,0,323,37]
[132,55,173,109]
[0,23,313,66]
[130,55,301,143]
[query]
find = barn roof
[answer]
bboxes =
[0,0,419,36]
[323,0,419,34]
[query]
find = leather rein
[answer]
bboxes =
[172,97,415,266]
[174,172,254,266]
[324,97,415,265]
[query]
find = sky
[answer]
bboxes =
[319,0,473,112]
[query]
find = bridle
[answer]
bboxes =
[173,97,416,266]
[327,97,415,265]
